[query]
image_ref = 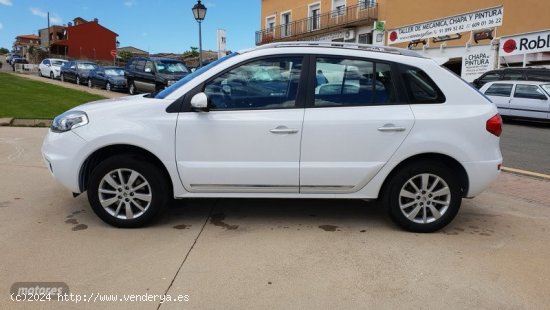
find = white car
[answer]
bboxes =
[42,42,503,232]
[38,58,67,79]
[480,80,550,121]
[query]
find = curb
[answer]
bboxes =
[0,117,14,126]
[1,118,52,127]
[502,167,550,181]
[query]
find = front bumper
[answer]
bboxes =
[42,130,88,193]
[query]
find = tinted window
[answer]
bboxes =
[145,61,154,73]
[42,59,50,65]
[485,83,513,97]
[203,56,303,110]
[502,71,524,80]
[526,72,550,82]
[401,65,445,103]
[314,58,396,107]
[479,72,501,83]
[155,61,189,73]
[514,84,547,99]
[135,60,146,71]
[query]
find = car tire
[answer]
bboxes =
[129,81,136,95]
[76,75,81,85]
[384,160,462,233]
[50,72,54,79]
[88,79,93,88]
[87,155,169,228]
[105,82,111,92]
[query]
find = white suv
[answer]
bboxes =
[42,42,503,232]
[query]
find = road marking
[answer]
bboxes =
[502,167,550,181]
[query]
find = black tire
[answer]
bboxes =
[128,81,136,95]
[87,155,169,228]
[384,160,462,233]
[50,72,54,79]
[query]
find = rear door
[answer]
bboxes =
[299,56,414,193]
[482,83,513,116]
[510,84,550,120]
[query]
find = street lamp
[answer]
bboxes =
[192,0,207,67]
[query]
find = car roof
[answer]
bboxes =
[484,80,550,86]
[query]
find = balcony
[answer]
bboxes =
[256,3,378,45]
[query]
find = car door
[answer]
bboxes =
[482,83,513,116]
[299,56,415,193]
[175,56,305,193]
[132,60,147,92]
[135,60,156,93]
[67,62,77,81]
[510,84,550,120]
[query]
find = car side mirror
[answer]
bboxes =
[190,92,209,112]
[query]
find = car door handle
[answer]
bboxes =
[270,126,299,134]
[377,125,406,132]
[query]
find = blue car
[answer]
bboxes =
[87,67,127,92]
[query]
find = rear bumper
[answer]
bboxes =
[463,158,502,197]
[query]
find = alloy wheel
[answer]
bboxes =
[398,173,451,224]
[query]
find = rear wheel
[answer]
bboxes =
[384,161,462,233]
[87,155,168,228]
[129,81,136,95]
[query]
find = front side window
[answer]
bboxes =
[204,57,303,110]
[526,72,550,82]
[314,57,396,107]
[514,84,547,100]
[155,61,189,74]
[105,68,124,76]
[485,83,513,97]
[145,61,154,73]
[400,65,445,104]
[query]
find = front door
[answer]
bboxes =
[176,56,305,193]
[510,84,550,119]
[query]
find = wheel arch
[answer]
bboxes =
[379,153,469,199]
[79,144,173,195]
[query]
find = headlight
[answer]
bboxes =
[51,111,89,133]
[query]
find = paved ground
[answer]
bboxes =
[1,126,549,309]
[500,120,550,175]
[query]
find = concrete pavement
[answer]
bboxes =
[1,126,550,309]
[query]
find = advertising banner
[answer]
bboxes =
[461,48,495,82]
[387,6,503,44]
[499,29,550,56]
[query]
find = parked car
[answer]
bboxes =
[6,53,22,65]
[38,58,67,79]
[472,67,550,89]
[11,58,28,71]
[124,56,190,95]
[42,42,503,232]
[480,80,549,122]
[87,66,127,91]
[60,60,99,85]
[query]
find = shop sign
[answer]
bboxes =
[461,48,495,82]
[388,6,503,44]
[499,29,550,56]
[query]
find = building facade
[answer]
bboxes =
[13,35,41,59]
[258,0,550,80]
[38,17,118,62]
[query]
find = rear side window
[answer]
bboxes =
[400,65,445,104]
[479,72,501,83]
[135,60,145,71]
[485,83,513,97]
[502,71,524,80]
[526,72,550,82]
[314,57,397,107]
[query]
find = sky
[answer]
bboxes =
[0,0,261,53]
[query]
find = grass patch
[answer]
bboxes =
[0,72,105,119]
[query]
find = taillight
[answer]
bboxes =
[486,114,503,137]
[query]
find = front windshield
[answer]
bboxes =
[155,61,189,74]
[77,63,98,70]
[541,84,550,96]
[155,52,238,99]
[51,60,66,66]
[105,68,124,76]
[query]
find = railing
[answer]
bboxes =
[256,3,378,45]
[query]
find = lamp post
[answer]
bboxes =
[192,0,207,67]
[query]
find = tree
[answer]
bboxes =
[0,47,9,54]
[183,47,199,58]
[117,50,134,63]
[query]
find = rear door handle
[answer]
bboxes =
[270,126,299,134]
[377,124,406,132]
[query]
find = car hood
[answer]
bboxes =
[108,76,126,82]
[71,95,172,115]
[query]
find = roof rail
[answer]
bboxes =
[253,41,426,58]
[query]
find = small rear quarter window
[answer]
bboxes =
[400,65,445,104]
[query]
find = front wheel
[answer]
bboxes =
[87,155,168,228]
[128,81,136,95]
[60,74,65,82]
[76,75,81,85]
[384,161,462,233]
[105,82,111,91]
[50,72,54,79]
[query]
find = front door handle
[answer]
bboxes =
[377,124,406,132]
[270,126,299,134]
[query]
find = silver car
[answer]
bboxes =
[480,80,550,121]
